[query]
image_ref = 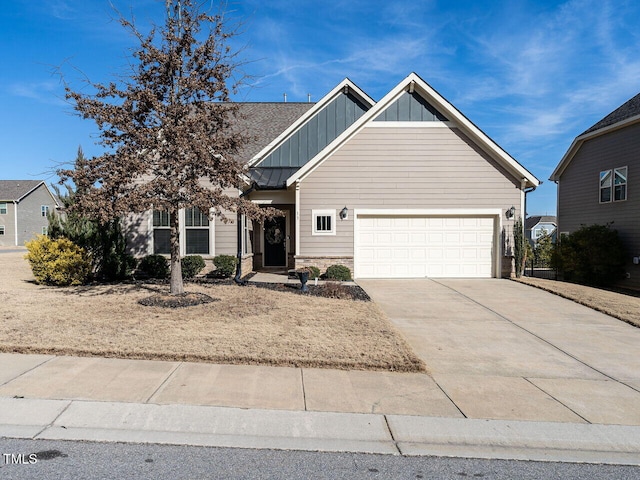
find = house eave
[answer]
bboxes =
[550,113,640,181]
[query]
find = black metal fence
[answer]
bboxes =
[523,257,558,280]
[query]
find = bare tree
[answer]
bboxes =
[60,0,272,294]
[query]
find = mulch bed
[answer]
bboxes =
[246,281,371,301]
[138,292,217,308]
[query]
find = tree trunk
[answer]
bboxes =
[169,207,184,294]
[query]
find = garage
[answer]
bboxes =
[355,215,495,278]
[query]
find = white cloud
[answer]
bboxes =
[9,80,66,106]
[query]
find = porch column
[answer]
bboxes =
[295,181,300,256]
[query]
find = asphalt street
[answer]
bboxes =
[1,438,639,480]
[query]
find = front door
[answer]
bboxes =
[263,216,287,267]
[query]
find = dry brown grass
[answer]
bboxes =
[0,249,425,372]
[514,277,640,328]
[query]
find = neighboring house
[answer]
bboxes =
[525,215,557,246]
[128,72,540,279]
[550,91,640,289]
[0,180,60,246]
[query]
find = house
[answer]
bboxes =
[128,73,540,279]
[550,92,640,289]
[0,180,60,246]
[525,215,557,246]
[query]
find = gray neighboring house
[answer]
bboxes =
[551,92,640,289]
[128,73,540,279]
[525,215,557,246]
[0,180,60,246]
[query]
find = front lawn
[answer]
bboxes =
[0,250,425,372]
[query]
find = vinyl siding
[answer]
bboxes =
[557,121,640,288]
[0,201,16,246]
[16,185,57,245]
[299,125,522,257]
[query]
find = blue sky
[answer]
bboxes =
[2,0,640,215]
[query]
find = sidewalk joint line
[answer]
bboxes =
[0,355,57,388]
[145,361,183,404]
[432,378,467,419]
[33,399,73,439]
[432,279,632,389]
[383,415,402,455]
[523,377,592,424]
[300,368,308,411]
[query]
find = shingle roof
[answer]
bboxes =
[0,180,44,201]
[581,92,640,135]
[248,167,300,190]
[525,215,556,230]
[233,103,315,162]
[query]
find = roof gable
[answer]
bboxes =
[551,91,640,181]
[287,72,539,188]
[0,180,45,201]
[374,90,448,122]
[249,79,375,169]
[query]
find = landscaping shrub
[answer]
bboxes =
[325,264,351,281]
[24,235,91,286]
[139,254,169,279]
[553,224,626,287]
[213,254,237,278]
[306,266,321,279]
[181,255,206,279]
[319,281,353,300]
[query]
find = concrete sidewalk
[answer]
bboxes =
[1,352,640,465]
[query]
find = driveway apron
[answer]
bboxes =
[358,278,640,425]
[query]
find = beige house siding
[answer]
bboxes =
[298,125,522,264]
[557,122,640,289]
[0,201,16,246]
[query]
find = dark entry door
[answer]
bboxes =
[263,216,286,267]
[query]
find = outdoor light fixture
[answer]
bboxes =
[339,206,348,220]
[505,206,516,219]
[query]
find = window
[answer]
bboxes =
[152,210,170,254]
[600,167,627,203]
[0,225,4,235]
[41,205,49,217]
[0,203,6,214]
[614,167,627,201]
[42,226,48,235]
[312,209,336,235]
[185,207,210,255]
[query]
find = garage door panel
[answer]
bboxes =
[356,215,494,278]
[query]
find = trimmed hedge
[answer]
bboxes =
[24,235,91,286]
[213,255,237,278]
[181,255,206,279]
[139,254,169,279]
[325,264,351,281]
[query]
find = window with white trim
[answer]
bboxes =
[0,203,7,215]
[600,167,627,203]
[0,225,4,235]
[312,209,336,235]
[42,226,48,235]
[152,210,170,254]
[185,207,210,255]
[41,205,49,217]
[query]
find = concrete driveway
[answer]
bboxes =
[358,278,640,425]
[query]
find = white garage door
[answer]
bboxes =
[356,216,494,278]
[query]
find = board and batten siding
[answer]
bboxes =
[298,125,522,259]
[558,122,640,288]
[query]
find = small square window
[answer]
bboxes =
[41,205,49,217]
[0,203,7,215]
[312,210,336,235]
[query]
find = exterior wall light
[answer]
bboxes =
[505,206,516,219]
[339,206,348,220]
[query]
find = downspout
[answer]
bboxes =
[234,186,255,285]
